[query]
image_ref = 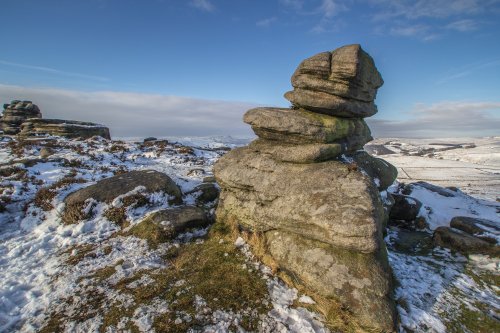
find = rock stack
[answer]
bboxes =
[214,44,397,332]
[1,100,111,139]
[0,100,42,135]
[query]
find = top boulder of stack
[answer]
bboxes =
[284,44,383,118]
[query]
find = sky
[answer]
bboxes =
[1,0,499,138]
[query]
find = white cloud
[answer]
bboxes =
[389,24,430,37]
[256,17,277,27]
[0,84,257,138]
[445,19,478,32]
[368,101,500,137]
[279,0,304,11]
[0,60,108,82]
[189,0,214,12]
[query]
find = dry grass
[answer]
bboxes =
[33,175,86,211]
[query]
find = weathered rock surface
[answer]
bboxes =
[433,226,500,256]
[284,44,383,117]
[285,89,378,118]
[249,139,343,163]
[214,44,396,332]
[1,100,42,134]
[65,170,182,206]
[19,118,111,140]
[141,206,209,236]
[264,230,395,330]
[244,107,372,146]
[215,147,385,252]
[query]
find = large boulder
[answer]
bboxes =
[284,44,383,117]
[19,118,111,139]
[64,170,182,206]
[244,107,372,147]
[1,100,42,134]
[215,147,385,253]
[264,230,395,331]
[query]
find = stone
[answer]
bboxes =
[248,139,343,163]
[214,44,396,332]
[64,170,182,206]
[143,137,157,142]
[186,183,220,205]
[19,118,111,140]
[284,44,383,117]
[215,146,385,254]
[0,100,42,135]
[290,45,383,102]
[389,194,422,221]
[433,227,500,256]
[141,206,209,236]
[284,89,378,118]
[348,151,398,190]
[39,147,54,159]
[264,230,396,332]
[450,216,499,243]
[244,107,372,146]
[249,139,348,163]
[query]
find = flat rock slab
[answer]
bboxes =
[141,206,209,235]
[64,170,182,205]
[433,226,500,256]
[244,107,372,146]
[248,139,343,163]
[284,89,378,118]
[20,118,111,140]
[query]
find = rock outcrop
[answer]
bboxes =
[0,100,42,134]
[214,44,397,332]
[1,100,111,139]
[19,118,111,140]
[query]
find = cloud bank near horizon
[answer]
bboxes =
[0,84,257,138]
[0,84,498,139]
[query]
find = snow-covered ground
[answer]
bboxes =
[0,136,326,332]
[0,135,498,332]
[369,137,499,332]
[366,137,500,201]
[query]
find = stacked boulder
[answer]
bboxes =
[1,100,111,139]
[0,100,42,134]
[215,44,397,332]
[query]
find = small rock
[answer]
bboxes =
[389,194,422,222]
[143,137,157,142]
[39,147,54,159]
[433,226,500,256]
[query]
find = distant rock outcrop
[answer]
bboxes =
[0,100,42,134]
[214,44,397,332]
[1,100,110,139]
[19,118,111,140]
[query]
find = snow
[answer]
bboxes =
[1,135,499,332]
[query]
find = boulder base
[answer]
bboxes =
[19,118,111,139]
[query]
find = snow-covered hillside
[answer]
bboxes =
[0,135,498,333]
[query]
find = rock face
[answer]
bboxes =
[1,99,111,139]
[0,100,42,134]
[19,118,111,140]
[214,44,397,332]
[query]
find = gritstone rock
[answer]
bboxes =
[214,44,397,332]
[19,119,111,140]
[284,44,383,117]
[1,100,42,135]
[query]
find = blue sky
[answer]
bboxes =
[1,0,499,137]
